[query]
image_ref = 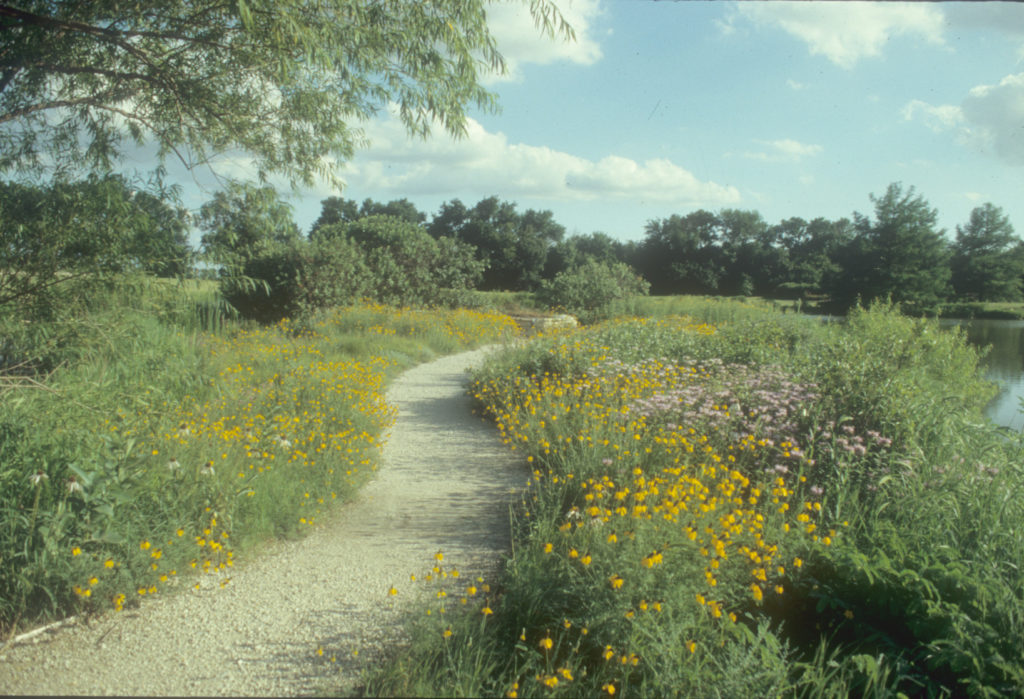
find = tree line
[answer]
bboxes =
[3,176,1021,320]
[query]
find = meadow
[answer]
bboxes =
[366,299,1024,697]
[0,278,517,634]
[5,280,1023,697]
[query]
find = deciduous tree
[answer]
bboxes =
[0,0,571,183]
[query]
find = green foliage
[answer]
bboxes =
[950,203,1024,302]
[536,259,650,323]
[829,183,952,313]
[795,301,996,444]
[198,181,301,270]
[333,214,484,308]
[428,196,565,291]
[0,175,191,312]
[309,196,427,238]
[0,0,572,185]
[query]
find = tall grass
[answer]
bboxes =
[0,285,517,634]
[365,299,1024,697]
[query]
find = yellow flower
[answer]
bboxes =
[71,547,81,557]
[443,628,453,639]
[104,559,115,568]
[685,640,697,654]
[481,606,493,616]
[388,586,398,596]
[543,542,553,554]
[140,541,151,551]
[609,575,624,590]
[539,636,553,650]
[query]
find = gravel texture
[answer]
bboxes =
[0,346,525,696]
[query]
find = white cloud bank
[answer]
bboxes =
[734,1,945,69]
[335,111,740,208]
[903,73,1024,166]
[484,0,604,82]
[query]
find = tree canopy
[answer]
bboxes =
[0,0,571,183]
[951,203,1024,302]
[830,183,951,312]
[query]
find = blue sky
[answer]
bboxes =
[163,1,1024,244]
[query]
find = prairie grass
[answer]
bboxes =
[0,286,517,633]
[366,298,1024,697]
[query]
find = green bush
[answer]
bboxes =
[219,239,305,323]
[536,259,650,323]
[320,215,484,308]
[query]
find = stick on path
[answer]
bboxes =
[0,347,525,696]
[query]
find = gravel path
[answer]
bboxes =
[0,346,524,696]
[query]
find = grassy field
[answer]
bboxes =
[6,282,1024,696]
[365,299,1024,697]
[0,281,517,634]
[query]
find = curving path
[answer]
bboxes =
[0,346,525,696]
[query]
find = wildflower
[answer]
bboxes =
[200,461,215,477]
[388,586,398,596]
[539,636,553,650]
[543,542,553,554]
[686,640,697,654]
[104,558,114,568]
[167,458,181,472]
[559,667,574,681]
[72,546,81,557]
[29,470,48,485]
[603,683,616,695]
[481,606,493,616]
[66,476,83,495]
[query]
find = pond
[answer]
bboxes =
[942,318,1024,431]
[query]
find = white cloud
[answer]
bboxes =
[484,0,604,82]
[738,138,823,162]
[901,100,965,133]
[736,2,945,69]
[786,79,807,91]
[962,73,1024,165]
[903,73,1024,166]
[335,111,740,208]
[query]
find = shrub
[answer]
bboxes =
[536,259,650,323]
[320,215,483,308]
[219,238,305,323]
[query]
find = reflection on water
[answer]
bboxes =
[941,319,1024,430]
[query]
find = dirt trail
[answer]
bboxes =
[0,346,524,696]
